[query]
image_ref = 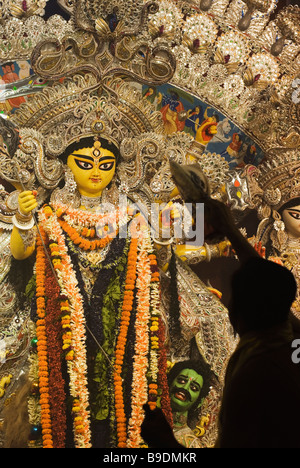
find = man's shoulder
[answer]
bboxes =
[231,344,300,392]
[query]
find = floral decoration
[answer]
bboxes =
[29,202,172,448]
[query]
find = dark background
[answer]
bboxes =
[44,0,69,19]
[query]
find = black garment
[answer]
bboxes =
[217,323,300,448]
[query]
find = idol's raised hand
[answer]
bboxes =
[18,191,38,216]
[11,191,37,260]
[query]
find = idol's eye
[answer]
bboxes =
[190,383,200,393]
[288,211,300,220]
[75,159,93,170]
[99,161,115,171]
[176,376,187,385]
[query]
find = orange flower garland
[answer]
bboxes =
[114,234,138,448]
[58,218,118,251]
[60,299,74,362]
[127,223,152,448]
[149,253,173,427]
[48,240,74,362]
[36,227,54,449]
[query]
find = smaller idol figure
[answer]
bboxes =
[168,356,213,448]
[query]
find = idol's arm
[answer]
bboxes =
[154,240,232,272]
[10,191,37,260]
[175,240,231,264]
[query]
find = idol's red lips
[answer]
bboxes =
[174,390,187,402]
[90,178,101,182]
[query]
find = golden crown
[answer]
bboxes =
[238,148,300,221]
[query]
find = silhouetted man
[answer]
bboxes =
[216,257,300,448]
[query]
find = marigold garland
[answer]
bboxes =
[48,241,74,361]
[114,233,138,448]
[127,220,152,448]
[148,251,173,426]
[58,218,118,251]
[36,227,54,449]
[148,256,161,411]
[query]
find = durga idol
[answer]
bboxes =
[10,136,174,449]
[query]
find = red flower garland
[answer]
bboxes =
[114,236,138,448]
[157,318,173,428]
[44,254,67,448]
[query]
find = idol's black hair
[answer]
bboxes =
[278,197,300,215]
[60,137,121,165]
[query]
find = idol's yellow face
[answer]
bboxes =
[282,204,300,238]
[67,144,116,197]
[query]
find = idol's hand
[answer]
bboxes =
[18,191,38,216]
[11,190,37,260]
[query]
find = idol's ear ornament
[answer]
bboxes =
[51,165,81,209]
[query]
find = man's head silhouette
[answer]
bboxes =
[229,257,297,335]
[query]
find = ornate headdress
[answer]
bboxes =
[256,149,300,214]
[227,148,300,215]
[228,148,300,251]
[0,0,298,221]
